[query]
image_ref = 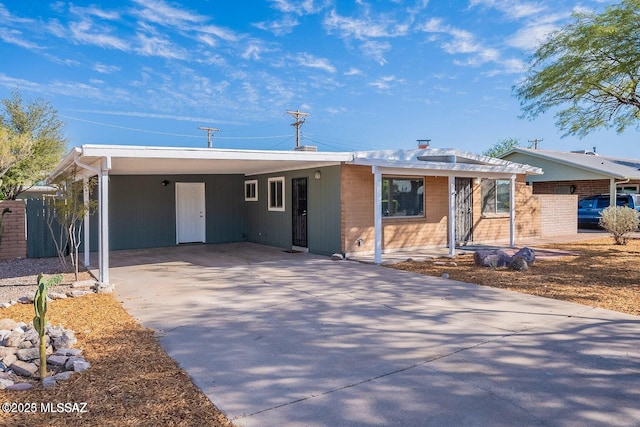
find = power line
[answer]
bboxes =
[198,126,219,148]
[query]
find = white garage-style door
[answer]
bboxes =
[175,182,206,244]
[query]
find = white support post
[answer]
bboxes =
[609,178,616,207]
[98,158,110,284]
[83,175,90,268]
[510,174,516,248]
[448,175,456,257]
[373,166,383,264]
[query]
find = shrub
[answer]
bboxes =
[599,206,639,245]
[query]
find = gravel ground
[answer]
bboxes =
[0,257,89,304]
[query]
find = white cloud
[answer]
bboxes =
[368,75,404,91]
[253,16,300,36]
[242,42,270,60]
[69,20,129,50]
[69,4,120,21]
[344,67,362,76]
[360,40,391,65]
[324,9,405,40]
[469,0,546,20]
[0,28,41,49]
[268,0,325,16]
[507,23,557,50]
[93,63,121,74]
[135,33,187,59]
[197,25,241,42]
[422,18,500,67]
[295,53,336,73]
[132,0,207,28]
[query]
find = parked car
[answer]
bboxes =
[578,194,640,227]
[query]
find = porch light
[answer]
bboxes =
[314,171,321,180]
[161,180,170,186]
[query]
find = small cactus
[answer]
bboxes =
[33,273,62,379]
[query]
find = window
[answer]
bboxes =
[244,180,258,201]
[618,184,639,194]
[268,177,285,211]
[382,177,424,217]
[481,179,510,215]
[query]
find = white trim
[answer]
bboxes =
[268,177,285,212]
[244,179,258,201]
[448,176,456,257]
[373,166,382,264]
[509,175,516,248]
[98,160,109,284]
[83,175,90,268]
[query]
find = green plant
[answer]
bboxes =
[599,206,640,245]
[33,273,62,379]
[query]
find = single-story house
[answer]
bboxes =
[47,144,544,284]
[500,148,640,205]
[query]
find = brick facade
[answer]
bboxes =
[532,179,640,199]
[340,165,543,256]
[0,200,27,261]
[535,194,577,236]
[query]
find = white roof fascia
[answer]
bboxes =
[502,148,633,179]
[350,158,542,176]
[80,144,354,163]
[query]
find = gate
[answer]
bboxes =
[26,198,62,258]
[291,177,308,248]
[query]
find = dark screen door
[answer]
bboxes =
[292,177,308,247]
[455,178,473,246]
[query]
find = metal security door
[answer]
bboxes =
[176,182,206,244]
[455,178,473,246]
[292,177,308,248]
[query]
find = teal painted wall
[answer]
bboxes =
[108,175,245,250]
[245,165,342,255]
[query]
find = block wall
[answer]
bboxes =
[0,200,27,261]
[535,194,578,236]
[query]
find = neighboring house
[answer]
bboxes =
[500,148,640,206]
[47,144,544,284]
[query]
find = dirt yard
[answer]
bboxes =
[390,236,640,317]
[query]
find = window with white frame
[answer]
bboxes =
[617,184,639,194]
[244,180,258,201]
[268,177,285,211]
[382,177,424,217]
[481,179,510,215]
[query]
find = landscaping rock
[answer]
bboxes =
[55,348,82,357]
[48,292,68,300]
[16,347,40,362]
[47,355,68,366]
[512,247,536,266]
[2,354,17,367]
[72,360,90,372]
[17,296,33,304]
[0,378,14,389]
[18,341,33,349]
[64,356,83,371]
[331,253,344,261]
[72,279,96,289]
[69,290,91,298]
[53,332,77,349]
[5,331,24,348]
[0,319,17,330]
[6,382,33,391]
[42,376,57,389]
[0,346,18,358]
[473,249,511,268]
[10,360,38,377]
[53,371,74,381]
[509,256,529,272]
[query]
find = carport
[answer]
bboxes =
[110,242,640,426]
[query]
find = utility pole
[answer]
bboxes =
[198,126,220,148]
[528,138,543,150]
[286,110,310,148]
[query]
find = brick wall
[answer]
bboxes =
[535,194,577,236]
[531,179,638,199]
[0,200,27,261]
[341,166,542,255]
[472,177,540,243]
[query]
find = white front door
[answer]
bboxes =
[175,182,206,244]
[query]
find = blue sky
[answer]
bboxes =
[1,0,637,158]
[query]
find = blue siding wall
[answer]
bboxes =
[244,165,341,255]
[108,175,245,250]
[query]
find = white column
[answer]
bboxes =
[98,158,110,284]
[448,175,456,257]
[510,174,516,248]
[83,175,90,268]
[609,178,616,207]
[373,166,382,264]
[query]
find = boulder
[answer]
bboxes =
[509,256,529,272]
[512,247,536,266]
[473,249,511,268]
[10,360,38,377]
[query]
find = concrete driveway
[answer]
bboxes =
[112,243,640,427]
